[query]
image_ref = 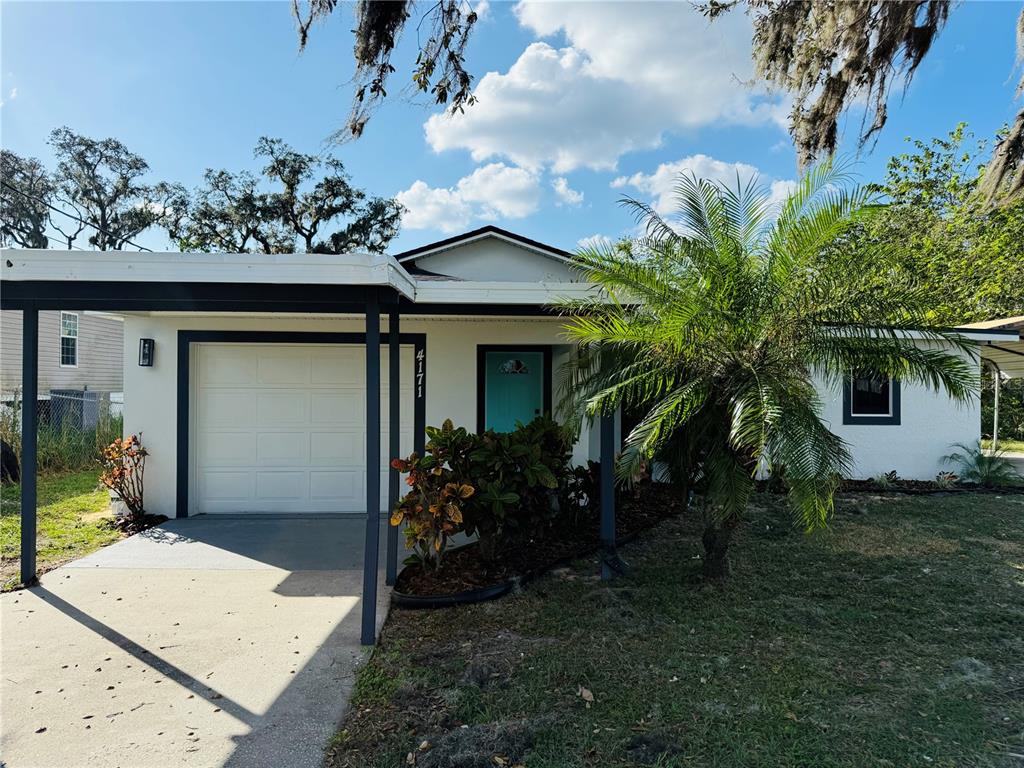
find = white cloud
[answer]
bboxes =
[612,154,796,215]
[424,2,786,173]
[552,176,583,206]
[0,86,15,108]
[396,162,541,233]
[577,233,614,251]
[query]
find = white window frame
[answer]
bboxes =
[59,311,79,368]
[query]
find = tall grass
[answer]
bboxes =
[0,393,124,476]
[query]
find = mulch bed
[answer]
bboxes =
[394,482,687,597]
[838,479,1024,495]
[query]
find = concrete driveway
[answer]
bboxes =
[1,516,390,768]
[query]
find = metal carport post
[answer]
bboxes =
[385,309,401,586]
[361,297,382,645]
[20,305,39,586]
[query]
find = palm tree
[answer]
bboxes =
[561,163,978,579]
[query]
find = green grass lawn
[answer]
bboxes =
[984,438,1024,454]
[330,492,1024,768]
[0,470,120,591]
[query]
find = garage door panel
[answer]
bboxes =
[312,351,362,386]
[194,342,415,514]
[309,431,362,465]
[255,471,308,500]
[200,391,257,426]
[310,392,362,424]
[310,470,360,500]
[257,352,312,386]
[256,432,309,465]
[199,432,257,465]
[200,349,259,386]
[257,392,310,425]
[201,471,254,501]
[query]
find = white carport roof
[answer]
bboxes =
[958,317,1024,379]
[2,249,419,300]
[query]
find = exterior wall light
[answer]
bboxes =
[138,338,155,367]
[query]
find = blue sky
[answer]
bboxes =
[2,1,1022,253]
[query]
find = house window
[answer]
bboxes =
[59,312,78,367]
[843,372,900,425]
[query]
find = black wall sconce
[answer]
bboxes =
[138,338,155,367]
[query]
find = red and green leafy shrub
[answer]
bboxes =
[390,420,476,568]
[99,434,148,529]
[390,416,581,568]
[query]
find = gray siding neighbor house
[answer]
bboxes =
[1,310,124,402]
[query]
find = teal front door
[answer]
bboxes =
[483,350,546,432]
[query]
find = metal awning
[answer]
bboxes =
[959,317,1024,379]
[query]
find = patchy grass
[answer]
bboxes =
[0,470,120,590]
[330,493,1024,768]
[984,438,1024,454]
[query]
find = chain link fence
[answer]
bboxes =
[1,390,124,478]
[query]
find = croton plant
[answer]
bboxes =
[390,420,476,569]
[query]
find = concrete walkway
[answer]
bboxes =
[1004,451,1024,475]
[1,517,390,768]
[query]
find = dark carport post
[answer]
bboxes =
[361,296,382,645]
[385,309,401,586]
[20,305,39,586]
[600,412,627,580]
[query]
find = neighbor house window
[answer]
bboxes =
[59,312,78,367]
[843,371,900,425]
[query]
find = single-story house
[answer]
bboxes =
[2,225,1017,642]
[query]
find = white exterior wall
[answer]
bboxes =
[123,313,592,518]
[124,312,987,516]
[815,347,982,480]
[412,239,577,282]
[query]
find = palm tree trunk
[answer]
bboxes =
[701,514,739,580]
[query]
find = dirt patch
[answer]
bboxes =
[416,718,542,768]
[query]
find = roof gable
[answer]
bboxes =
[394,225,571,265]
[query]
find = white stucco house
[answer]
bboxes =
[3,224,1018,642]
[4,225,1016,521]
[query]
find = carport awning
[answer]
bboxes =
[958,316,1024,379]
[981,341,1024,379]
[0,249,417,311]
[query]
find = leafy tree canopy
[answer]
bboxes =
[702,1,1024,201]
[48,127,171,250]
[829,124,1024,324]
[0,149,52,248]
[165,137,403,254]
[293,0,478,140]
[297,0,1024,200]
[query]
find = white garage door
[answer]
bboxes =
[193,343,414,514]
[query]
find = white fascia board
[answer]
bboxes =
[823,326,1018,343]
[1,249,417,300]
[413,280,601,305]
[398,231,575,266]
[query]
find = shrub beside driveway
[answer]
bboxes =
[329,493,1024,768]
[0,470,119,590]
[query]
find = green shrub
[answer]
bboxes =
[390,416,578,567]
[390,420,476,569]
[942,442,1022,487]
